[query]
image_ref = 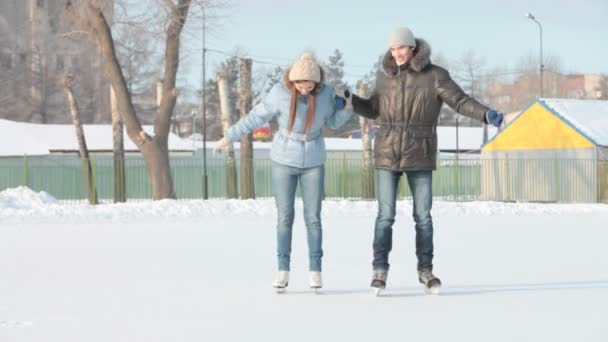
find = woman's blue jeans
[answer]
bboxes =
[272,162,324,272]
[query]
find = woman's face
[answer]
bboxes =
[294,80,316,96]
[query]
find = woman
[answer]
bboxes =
[214,52,352,291]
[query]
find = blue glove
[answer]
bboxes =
[334,89,351,111]
[486,109,504,127]
[335,96,346,110]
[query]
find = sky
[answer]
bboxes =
[177,0,608,89]
[1,186,608,341]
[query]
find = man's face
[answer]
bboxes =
[390,45,414,66]
[294,80,316,96]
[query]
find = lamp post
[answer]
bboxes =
[526,12,543,98]
[191,110,196,145]
[200,5,208,199]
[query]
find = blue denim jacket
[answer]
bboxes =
[227,83,352,168]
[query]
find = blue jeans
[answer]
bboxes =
[373,169,434,271]
[272,162,324,272]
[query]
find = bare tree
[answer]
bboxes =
[113,19,162,124]
[324,49,347,89]
[239,58,254,199]
[263,65,284,94]
[64,0,197,199]
[452,49,485,127]
[217,71,238,199]
[64,75,98,205]
[433,51,450,70]
[1,1,109,124]
[110,85,126,202]
[511,52,563,110]
[454,49,485,99]
[113,24,159,94]
[598,74,608,100]
[201,77,223,140]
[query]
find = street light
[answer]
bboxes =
[525,12,544,98]
[190,110,196,147]
[199,5,208,199]
[191,110,197,148]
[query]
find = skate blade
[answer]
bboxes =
[311,287,321,294]
[274,282,288,294]
[423,285,441,295]
[373,287,384,297]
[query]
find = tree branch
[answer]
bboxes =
[155,0,192,140]
[83,1,152,146]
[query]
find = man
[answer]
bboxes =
[341,27,503,295]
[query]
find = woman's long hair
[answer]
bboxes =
[288,87,317,134]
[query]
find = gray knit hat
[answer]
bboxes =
[288,52,321,83]
[389,27,416,47]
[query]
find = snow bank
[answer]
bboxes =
[1,187,607,224]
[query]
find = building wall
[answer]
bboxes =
[0,0,112,124]
[584,74,602,99]
[484,102,595,152]
[480,148,598,203]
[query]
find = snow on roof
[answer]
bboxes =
[0,120,50,156]
[541,98,608,146]
[0,119,194,156]
[435,126,497,151]
[2,118,495,157]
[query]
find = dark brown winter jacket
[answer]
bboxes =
[352,39,490,171]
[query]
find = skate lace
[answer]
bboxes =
[373,271,387,281]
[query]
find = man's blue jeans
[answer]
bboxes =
[373,169,434,271]
[272,162,324,272]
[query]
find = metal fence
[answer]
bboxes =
[1,155,607,204]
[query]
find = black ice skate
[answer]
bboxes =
[370,269,388,296]
[418,269,441,295]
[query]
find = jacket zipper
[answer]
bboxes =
[400,72,406,161]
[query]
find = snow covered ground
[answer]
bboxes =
[1,187,607,341]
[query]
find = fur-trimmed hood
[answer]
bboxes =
[282,66,326,94]
[381,38,431,76]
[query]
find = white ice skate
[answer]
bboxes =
[309,271,322,294]
[272,271,289,293]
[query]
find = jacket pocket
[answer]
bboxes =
[410,126,434,138]
[409,126,435,158]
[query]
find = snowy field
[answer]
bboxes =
[1,187,607,342]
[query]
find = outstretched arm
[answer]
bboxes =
[435,68,488,122]
[226,85,281,142]
[435,68,504,127]
[352,92,380,119]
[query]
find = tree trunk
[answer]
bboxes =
[217,72,238,199]
[358,82,375,199]
[69,1,193,199]
[64,75,98,205]
[239,58,255,199]
[111,85,126,202]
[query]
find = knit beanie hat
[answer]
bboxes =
[389,27,416,47]
[288,52,321,83]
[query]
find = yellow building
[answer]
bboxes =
[481,98,608,203]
